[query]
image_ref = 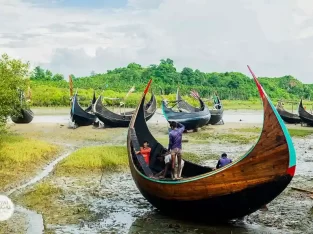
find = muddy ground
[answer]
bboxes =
[1,113,313,234]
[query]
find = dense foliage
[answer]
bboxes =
[25,58,313,107]
[0,54,29,129]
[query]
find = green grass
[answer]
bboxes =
[288,129,313,137]
[235,127,262,133]
[183,152,219,163]
[0,133,59,191]
[188,132,256,144]
[13,182,93,226]
[234,126,313,138]
[55,145,128,175]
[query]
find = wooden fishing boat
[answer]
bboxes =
[298,99,313,126]
[11,89,34,124]
[276,101,301,124]
[93,94,156,128]
[163,95,211,131]
[176,89,223,125]
[11,109,34,124]
[70,93,96,126]
[84,91,97,113]
[127,67,296,220]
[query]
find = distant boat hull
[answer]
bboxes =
[162,99,211,131]
[94,94,157,128]
[298,99,313,126]
[71,94,96,126]
[11,109,34,124]
[208,109,224,125]
[176,89,223,126]
[276,106,301,124]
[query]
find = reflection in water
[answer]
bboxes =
[128,211,284,234]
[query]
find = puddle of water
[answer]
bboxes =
[15,206,44,234]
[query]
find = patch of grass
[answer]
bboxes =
[0,133,59,191]
[188,132,256,144]
[232,126,313,138]
[288,128,313,137]
[13,182,93,226]
[156,138,169,146]
[235,127,262,133]
[55,145,128,175]
[183,151,219,163]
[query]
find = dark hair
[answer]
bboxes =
[221,153,227,157]
[170,121,177,128]
[143,141,149,144]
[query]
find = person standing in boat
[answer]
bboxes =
[136,141,151,166]
[216,153,232,169]
[168,121,185,179]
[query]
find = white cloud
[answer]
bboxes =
[0,0,313,83]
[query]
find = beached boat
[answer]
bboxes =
[11,108,34,124]
[162,94,211,130]
[298,99,313,126]
[126,67,296,220]
[93,93,156,128]
[276,101,301,124]
[176,89,223,125]
[11,89,34,124]
[70,93,96,126]
[84,91,97,113]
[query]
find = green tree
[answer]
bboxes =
[0,54,29,129]
[30,66,45,80]
[52,74,64,81]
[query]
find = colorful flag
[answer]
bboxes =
[190,90,200,99]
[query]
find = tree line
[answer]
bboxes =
[29,58,313,102]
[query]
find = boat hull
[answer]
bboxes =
[94,94,157,128]
[132,170,292,220]
[71,94,96,126]
[11,109,34,124]
[276,108,301,124]
[298,100,313,126]
[208,109,223,125]
[71,112,95,126]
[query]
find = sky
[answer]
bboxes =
[1,0,313,83]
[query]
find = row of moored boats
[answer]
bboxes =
[70,89,224,130]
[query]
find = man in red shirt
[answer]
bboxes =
[136,141,151,165]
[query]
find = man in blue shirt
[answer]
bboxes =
[168,121,185,179]
[216,153,232,169]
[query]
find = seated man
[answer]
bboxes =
[136,141,151,166]
[216,153,232,169]
[157,151,185,179]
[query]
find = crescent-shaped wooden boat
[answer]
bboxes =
[176,89,223,125]
[298,99,313,126]
[127,67,296,220]
[93,94,157,128]
[11,108,34,124]
[70,93,96,126]
[276,102,301,124]
[162,96,211,131]
[84,91,97,113]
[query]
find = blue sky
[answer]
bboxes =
[27,0,128,9]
